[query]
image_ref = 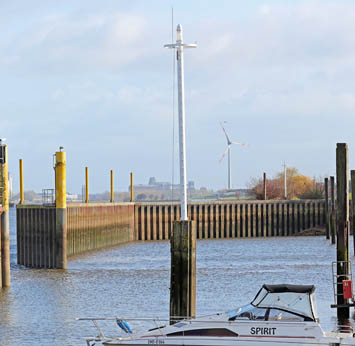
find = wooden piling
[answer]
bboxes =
[255,204,260,237]
[215,204,219,239]
[335,143,350,320]
[158,205,163,240]
[231,204,236,238]
[270,204,275,237]
[260,204,265,237]
[330,176,336,245]
[152,206,157,240]
[247,203,251,237]
[163,206,168,240]
[325,178,330,239]
[296,203,301,233]
[351,171,355,256]
[281,203,286,236]
[0,208,2,287]
[170,220,196,324]
[146,206,151,240]
[263,172,267,200]
[225,204,230,238]
[291,203,296,235]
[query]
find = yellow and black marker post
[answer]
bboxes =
[0,141,10,287]
[55,149,67,269]
[110,170,114,203]
[85,167,89,203]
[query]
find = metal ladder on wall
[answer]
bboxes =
[42,189,55,206]
[331,261,354,306]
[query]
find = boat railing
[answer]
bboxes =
[76,316,171,342]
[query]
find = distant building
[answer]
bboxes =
[217,188,253,198]
[129,177,195,192]
[67,193,79,202]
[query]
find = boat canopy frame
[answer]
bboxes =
[251,284,317,321]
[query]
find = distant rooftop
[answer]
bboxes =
[129,177,195,192]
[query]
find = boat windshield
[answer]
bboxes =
[228,304,308,322]
[251,286,316,320]
[228,304,268,321]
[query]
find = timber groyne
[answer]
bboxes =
[16,199,325,269]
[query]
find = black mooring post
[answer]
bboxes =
[336,143,350,320]
[170,220,196,324]
[330,176,336,245]
[325,178,330,240]
[351,170,355,257]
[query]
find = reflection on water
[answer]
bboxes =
[0,208,353,345]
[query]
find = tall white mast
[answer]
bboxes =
[165,25,197,221]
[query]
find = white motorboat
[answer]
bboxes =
[78,284,355,346]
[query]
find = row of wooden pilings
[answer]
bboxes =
[16,199,326,269]
[16,204,135,268]
[135,200,326,241]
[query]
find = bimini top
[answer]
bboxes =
[250,284,318,321]
[262,284,315,294]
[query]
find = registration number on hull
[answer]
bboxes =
[148,339,165,344]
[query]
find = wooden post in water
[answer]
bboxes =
[170,220,196,324]
[335,143,350,320]
[0,142,10,287]
[263,172,267,200]
[325,178,330,239]
[330,176,336,245]
[351,171,355,256]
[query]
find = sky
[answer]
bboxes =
[2,0,355,194]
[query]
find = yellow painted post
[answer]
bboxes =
[85,167,89,203]
[110,170,114,203]
[55,150,67,269]
[0,143,10,287]
[130,172,134,202]
[19,159,24,204]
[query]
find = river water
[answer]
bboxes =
[1,207,354,345]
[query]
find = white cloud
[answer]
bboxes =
[0,12,149,72]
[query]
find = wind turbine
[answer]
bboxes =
[219,122,248,190]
